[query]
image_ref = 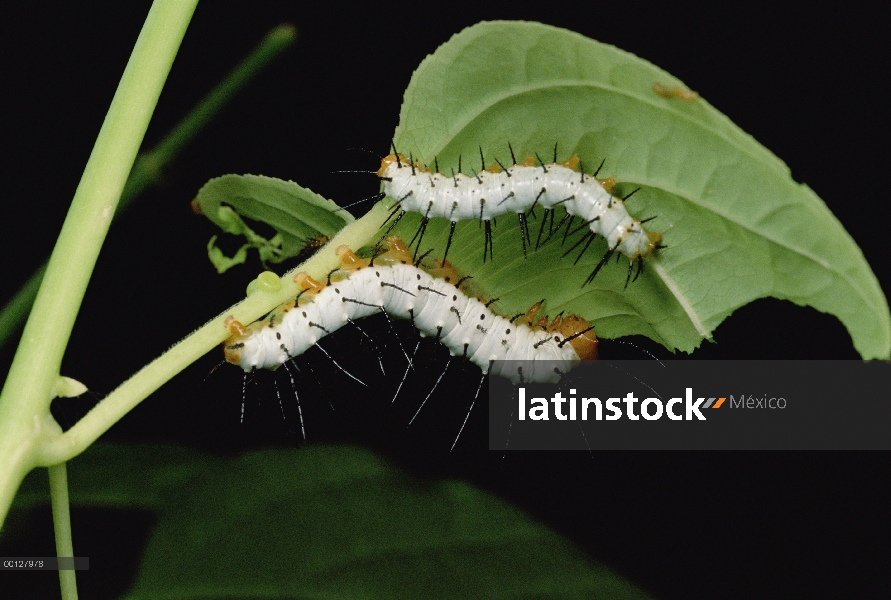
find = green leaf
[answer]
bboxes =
[384,21,890,359]
[16,443,650,599]
[206,234,250,272]
[126,445,651,599]
[195,174,353,272]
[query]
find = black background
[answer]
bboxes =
[1,2,889,599]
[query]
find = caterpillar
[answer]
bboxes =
[376,145,664,286]
[223,236,598,383]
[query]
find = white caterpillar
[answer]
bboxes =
[223,237,598,383]
[376,148,663,285]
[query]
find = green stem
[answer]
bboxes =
[0,0,198,528]
[0,23,297,351]
[37,203,390,466]
[49,463,78,600]
[0,265,46,352]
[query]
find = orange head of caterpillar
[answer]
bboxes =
[223,316,250,365]
[377,153,401,177]
[554,314,599,360]
[223,343,243,366]
[377,153,425,177]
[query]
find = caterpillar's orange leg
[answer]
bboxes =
[224,316,249,337]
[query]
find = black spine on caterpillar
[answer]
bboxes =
[376,149,662,284]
